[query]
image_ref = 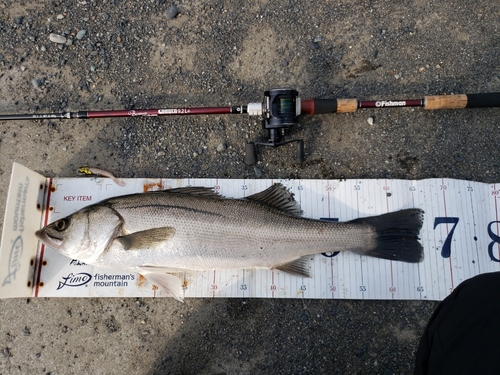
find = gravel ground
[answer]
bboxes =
[0,1,499,374]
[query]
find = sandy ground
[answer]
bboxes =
[0,1,499,374]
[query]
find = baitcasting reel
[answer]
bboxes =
[244,88,304,166]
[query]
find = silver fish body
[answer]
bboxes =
[35,184,424,301]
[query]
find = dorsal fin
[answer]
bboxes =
[163,186,223,199]
[245,184,302,217]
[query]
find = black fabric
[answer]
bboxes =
[414,272,500,375]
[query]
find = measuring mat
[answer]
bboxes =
[1,163,499,301]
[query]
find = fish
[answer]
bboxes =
[35,183,424,301]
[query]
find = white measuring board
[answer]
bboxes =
[2,164,500,301]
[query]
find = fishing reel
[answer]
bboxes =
[244,88,304,166]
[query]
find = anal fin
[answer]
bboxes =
[274,256,311,278]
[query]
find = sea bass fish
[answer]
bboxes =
[35,184,424,301]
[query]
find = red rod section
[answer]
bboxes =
[87,107,234,118]
[359,99,423,108]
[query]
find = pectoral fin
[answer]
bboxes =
[117,227,176,250]
[139,268,184,302]
[274,256,311,278]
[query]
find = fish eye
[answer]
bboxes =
[55,219,69,231]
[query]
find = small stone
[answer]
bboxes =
[313,36,322,42]
[166,5,179,20]
[90,65,96,72]
[367,117,374,125]
[253,166,262,178]
[21,66,26,71]
[418,67,425,73]
[49,33,66,44]
[76,30,87,40]
[216,143,226,152]
[32,78,42,88]
[394,72,402,79]
[117,36,122,43]
[157,151,166,157]
[436,64,441,69]
[56,14,64,20]
[66,39,73,46]
[281,59,288,67]
[3,348,11,358]
[309,41,319,50]
[40,46,46,52]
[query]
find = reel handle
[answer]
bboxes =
[244,140,304,166]
[296,140,305,164]
[244,143,256,166]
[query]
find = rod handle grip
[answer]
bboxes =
[424,93,500,110]
[465,93,500,108]
[301,99,358,114]
[424,95,467,109]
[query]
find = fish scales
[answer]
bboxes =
[98,192,375,270]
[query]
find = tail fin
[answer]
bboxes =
[350,209,424,263]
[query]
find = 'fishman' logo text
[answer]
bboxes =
[375,100,406,107]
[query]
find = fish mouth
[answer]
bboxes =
[35,229,63,250]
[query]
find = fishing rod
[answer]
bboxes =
[1,88,499,165]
